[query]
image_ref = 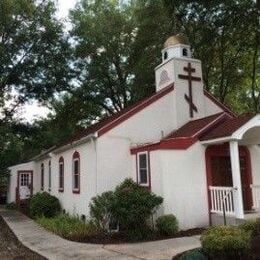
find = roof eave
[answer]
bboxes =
[200,136,235,145]
[52,132,98,155]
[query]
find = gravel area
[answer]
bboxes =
[0,216,46,260]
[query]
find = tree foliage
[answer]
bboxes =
[0,0,71,122]
[0,0,259,184]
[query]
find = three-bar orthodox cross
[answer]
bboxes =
[178,62,201,118]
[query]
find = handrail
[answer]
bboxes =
[209,186,235,217]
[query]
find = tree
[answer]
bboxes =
[0,0,71,122]
[163,0,259,109]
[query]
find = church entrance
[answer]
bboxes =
[16,171,33,204]
[206,145,253,212]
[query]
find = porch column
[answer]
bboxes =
[229,141,244,219]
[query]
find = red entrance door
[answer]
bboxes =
[206,145,253,212]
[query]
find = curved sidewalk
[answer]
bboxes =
[0,208,201,260]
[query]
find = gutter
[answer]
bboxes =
[200,136,236,145]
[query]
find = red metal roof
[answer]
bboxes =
[200,114,254,141]
[165,113,230,139]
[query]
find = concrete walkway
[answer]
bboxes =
[0,208,201,260]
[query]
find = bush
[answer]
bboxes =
[110,179,163,231]
[156,214,178,236]
[89,178,163,236]
[30,192,60,218]
[89,191,114,230]
[201,225,251,258]
[239,218,260,236]
[254,218,260,235]
[37,214,99,241]
[180,249,207,260]
[239,219,256,233]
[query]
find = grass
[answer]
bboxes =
[36,214,100,241]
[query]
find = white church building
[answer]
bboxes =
[7,35,260,230]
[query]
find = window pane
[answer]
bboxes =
[74,160,79,174]
[41,165,44,189]
[74,175,79,189]
[140,169,148,184]
[59,164,63,189]
[139,154,147,169]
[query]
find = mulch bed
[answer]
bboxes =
[0,216,46,260]
[71,228,205,244]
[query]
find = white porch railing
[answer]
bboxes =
[209,186,235,215]
[251,185,260,210]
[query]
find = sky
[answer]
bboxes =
[21,0,77,123]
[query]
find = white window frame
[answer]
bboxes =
[137,151,149,187]
[72,157,80,191]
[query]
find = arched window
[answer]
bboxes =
[164,51,168,60]
[41,163,44,190]
[182,48,188,57]
[72,151,80,193]
[48,160,51,191]
[59,157,64,192]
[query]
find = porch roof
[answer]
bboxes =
[165,112,230,139]
[200,115,254,141]
[200,114,260,146]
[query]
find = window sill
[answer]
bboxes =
[58,188,64,193]
[72,189,80,194]
[138,183,151,190]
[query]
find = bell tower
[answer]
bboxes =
[155,34,205,125]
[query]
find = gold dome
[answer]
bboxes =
[164,34,189,48]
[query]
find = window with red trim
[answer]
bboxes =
[137,152,149,187]
[72,151,80,193]
[59,157,64,192]
[48,160,51,191]
[41,163,44,190]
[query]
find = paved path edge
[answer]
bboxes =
[0,208,201,260]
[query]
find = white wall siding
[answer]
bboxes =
[97,136,133,193]
[204,95,223,116]
[34,140,97,218]
[150,143,209,230]
[248,145,260,185]
[106,91,177,144]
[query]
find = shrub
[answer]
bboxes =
[239,218,260,236]
[201,225,251,257]
[110,179,163,232]
[37,214,99,241]
[89,179,163,236]
[180,249,207,260]
[30,192,60,218]
[156,214,178,236]
[239,219,256,234]
[89,191,114,230]
[254,218,260,235]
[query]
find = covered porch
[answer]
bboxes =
[201,115,260,223]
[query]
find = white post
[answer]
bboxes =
[229,141,244,219]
